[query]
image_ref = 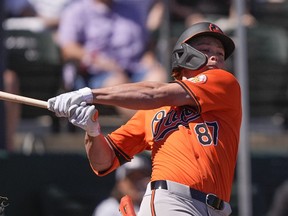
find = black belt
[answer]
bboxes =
[150,180,224,210]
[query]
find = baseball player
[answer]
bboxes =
[48,22,242,216]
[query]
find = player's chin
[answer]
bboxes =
[205,65,219,70]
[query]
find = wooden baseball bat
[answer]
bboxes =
[0,91,99,122]
[0,91,47,109]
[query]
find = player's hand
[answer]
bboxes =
[68,103,101,137]
[47,87,93,117]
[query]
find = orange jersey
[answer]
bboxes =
[100,69,242,202]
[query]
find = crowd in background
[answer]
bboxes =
[2,0,261,151]
[3,0,167,150]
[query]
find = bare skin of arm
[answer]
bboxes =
[84,134,116,172]
[85,80,197,173]
[91,81,194,109]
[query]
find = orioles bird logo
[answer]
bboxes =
[209,23,223,34]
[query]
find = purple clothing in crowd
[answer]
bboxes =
[113,0,155,43]
[57,0,145,74]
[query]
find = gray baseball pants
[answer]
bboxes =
[137,180,232,216]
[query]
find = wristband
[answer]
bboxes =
[78,87,93,104]
[87,120,101,137]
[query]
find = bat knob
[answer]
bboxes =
[91,109,99,122]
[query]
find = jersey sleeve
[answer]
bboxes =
[175,69,241,115]
[96,110,150,176]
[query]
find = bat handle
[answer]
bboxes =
[0,91,48,109]
[91,109,98,122]
[23,98,48,109]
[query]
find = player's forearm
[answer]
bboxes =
[91,81,183,110]
[84,133,115,172]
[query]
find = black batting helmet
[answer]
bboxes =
[171,22,235,72]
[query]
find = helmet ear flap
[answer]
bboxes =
[172,43,207,71]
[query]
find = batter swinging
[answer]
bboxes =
[48,22,242,216]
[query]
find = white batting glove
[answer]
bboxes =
[68,103,101,137]
[47,87,93,117]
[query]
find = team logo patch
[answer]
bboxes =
[209,23,223,33]
[188,74,207,84]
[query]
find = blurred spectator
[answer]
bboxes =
[5,0,77,43]
[92,155,151,216]
[113,0,162,43]
[3,1,29,151]
[170,0,256,31]
[4,0,34,18]
[170,0,231,27]
[3,0,64,150]
[214,1,257,33]
[113,0,167,83]
[3,69,21,151]
[57,0,166,119]
[27,0,77,31]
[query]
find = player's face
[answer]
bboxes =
[189,36,226,70]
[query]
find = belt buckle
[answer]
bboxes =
[205,193,223,210]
